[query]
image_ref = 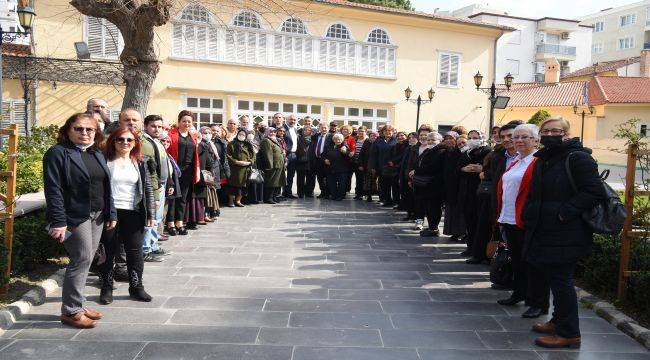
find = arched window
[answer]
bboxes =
[367,28,390,44]
[233,11,261,29]
[281,17,307,34]
[326,23,351,40]
[179,4,211,23]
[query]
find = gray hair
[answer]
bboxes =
[428,131,443,142]
[86,98,108,110]
[332,133,344,142]
[514,124,540,141]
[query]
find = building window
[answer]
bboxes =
[618,37,635,50]
[280,18,307,34]
[438,52,461,88]
[273,33,313,69]
[641,124,648,136]
[185,96,225,126]
[326,24,351,40]
[1,100,28,136]
[592,43,604,54]
[236,100,322,125]
[508,30,521,44]
[647,7,650,26]
[367,28,390,44]
[172,5,218,60]
[620,13,636,27]
[505,59,520,76]
[225,28,267,65]
[331,106,390,130]
[593,21,604,32]
[85,16,122,58]
[233,11,261,29]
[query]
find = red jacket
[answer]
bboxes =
[496,157,538,229]
[167,128,200,184]
[344,136,356,154]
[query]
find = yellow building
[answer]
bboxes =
[2,0,512,133]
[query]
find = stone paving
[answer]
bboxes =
[1,198,649,359]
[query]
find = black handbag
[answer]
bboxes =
[412,175,434,188]
[248,168,264,184]
[489,245,513,288]
[476,179,493,197]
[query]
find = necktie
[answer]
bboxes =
[316,135,324,157]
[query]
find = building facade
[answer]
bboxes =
[451,5,592,83]
[581,0,650,63]
[1,0,511,133]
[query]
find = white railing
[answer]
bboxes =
[171,25,397,78]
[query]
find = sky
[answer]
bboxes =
[410,0,642,19]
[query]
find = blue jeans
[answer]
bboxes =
[143,188,165,254]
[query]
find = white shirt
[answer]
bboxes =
[498,152,536,225]
[108,160,139,210]
[288,125,298,152]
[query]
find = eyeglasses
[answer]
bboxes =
[513,135,533,140]
[540,128,565,135]
[73,126,96,134]
[116,137,135,143]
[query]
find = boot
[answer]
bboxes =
[535,335,581,349]
[128,269,152,302]
[99,269,114,305]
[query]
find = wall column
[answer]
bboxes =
[226,95,237,122]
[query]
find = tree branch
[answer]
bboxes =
[69,0,129,24]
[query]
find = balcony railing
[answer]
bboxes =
[536,43,577,56]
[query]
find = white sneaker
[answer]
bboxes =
[414,220,424,231]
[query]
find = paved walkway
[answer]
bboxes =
[1,198,649,359]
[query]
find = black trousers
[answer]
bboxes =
[400,178,413,215]
[174,170,194,222]
[246,182,263,203]
[315,160,328,197]
[264,187,280,202]
[378,175,393,203]
[296,168,315,197]
[100,209,145,289]
[503,224,527,300]
[354,169,365,197]
[165,199,175,223]
[345,171,353,193]
[471,195,493,260]
[527,262,551,311]
[327,172,347,200]
[283,152,297,196]
[539,262,580,338]
[463,191,479,252]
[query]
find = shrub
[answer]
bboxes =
[528,109,551,126]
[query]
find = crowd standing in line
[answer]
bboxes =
[43,98,606,349]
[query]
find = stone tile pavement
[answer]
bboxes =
[1,198,648,359]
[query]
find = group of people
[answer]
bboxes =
[44,97,605,349]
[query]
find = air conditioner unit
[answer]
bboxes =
[561,32,570,40]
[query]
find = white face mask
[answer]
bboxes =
[237,135,246,141]
[246,134,254,142]
[202,134,212,142]
[467,139,482,150]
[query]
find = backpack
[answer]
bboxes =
[565,152,627,234]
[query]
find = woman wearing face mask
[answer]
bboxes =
[260,127,284,204]
[323,133,351,201]
[457,130,492,256]
[399,130,423,221]
[196,127,219,222]
[296,124,315,198]
[522,118,605,349]
[211,126,230,211]
[410,131,446,236]
[442,131,466,241]
[245,129,264,205]
[226,128,255,207]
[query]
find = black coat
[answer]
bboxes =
[369,136,397,173]
[323,144,351,173]
[166,157,182,200]
[43,144,117,228]
[442,147,462,205]
[413,144,446,196]
[356,139,372,168]
[195,140,216,198]
[522,138,605,265]
[296,135,312,171]
[399,144,419,186]
[213,138,231,180]
[457,146,492,207]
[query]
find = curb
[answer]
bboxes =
[576,286,650,350]
[0,269,65,336]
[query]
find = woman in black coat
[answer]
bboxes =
[324,134,351,201]
[389,131,410,210]
[411,133,446,237]
[296,125,315,198]
[522,118,604,349]
[442,132,466,241]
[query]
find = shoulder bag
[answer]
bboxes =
[248,168,265,184]
[489,244,513,288]
[201,170,215,186]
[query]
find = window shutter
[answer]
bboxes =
[257,33,267,65]
[328,41,337,71]
[183,25,195,58]
[378,47,386,76]
[283,36,292,66]
[360,45,369,74]
[449,55,459,86]
[103,20,121,57]
[346,43,355,73]
[86,17,104,56]
[370,46,378,75]
[225,30,236,62]
[294,37,303,68]
[304,39,313,69]
[439,53,450,86]
[246,32,256,63]
[236,31,246,62]
[319,40,328,70]
[196,26,207,59]
[208,28,219,60]
[274,35,284,66]
[172,23,183,57]
[387,48,396,76]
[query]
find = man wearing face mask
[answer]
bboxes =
[521,117,605,349]
[457,130,492,256]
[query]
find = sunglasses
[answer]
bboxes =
[73,126,96,134]
[116,137,135,143]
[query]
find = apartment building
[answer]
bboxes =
[581,0,650,62]
[452,4,592,83]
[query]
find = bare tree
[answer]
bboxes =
[69,0,321,114]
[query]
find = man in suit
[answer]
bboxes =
[311,123,333,199]
[282,114,299,198]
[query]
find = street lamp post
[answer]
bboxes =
[404,87,434,131]
[473,72,514,134]
[0,5,36,134]
[573,103,595,141]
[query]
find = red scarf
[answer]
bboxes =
[496,157,538,228]
[167,128,200,184]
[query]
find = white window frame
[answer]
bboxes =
[331,106,390,131]
[1,99,28,136]
[618,36,635,50]
[171,4,219,61]
[366,28,391,45]
[592,42,604,54]
[593,21,604,32]
[505,59,520,76]
[508,30,521,44]
[325,22,353,40]
[232,10,262,29]
[279,17,308,35]
[235,100,323,126]
[437,51,461,88]
[620,13,637,27]
[183,95,226,126]
[83,16,123,59]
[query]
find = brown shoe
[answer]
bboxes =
[60,312,97,329]
[535,335,581,349]
[84,308,103,320]
[532,321,556,334]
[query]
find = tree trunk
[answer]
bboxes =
[121,59,159,113]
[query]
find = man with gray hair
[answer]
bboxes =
[86,98,112,132]
[282,114,299,198]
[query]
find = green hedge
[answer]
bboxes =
[577,234,650,324]
[0,211,65,285]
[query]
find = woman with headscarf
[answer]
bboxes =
[226,128,255,207]
[211,125,230,211]
[245,128,264,205]
[199,126,220,221]
[260,127,285,204]
[411,131,447,236]
[457,130,492,256]
[442,131,466,241]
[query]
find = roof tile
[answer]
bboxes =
[589,76,650,105]
[562,57,640,79]
[497,81,587,107]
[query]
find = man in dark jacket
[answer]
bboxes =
[370,125,398,206]
[522,118,604,349]
[312,123,333,199]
